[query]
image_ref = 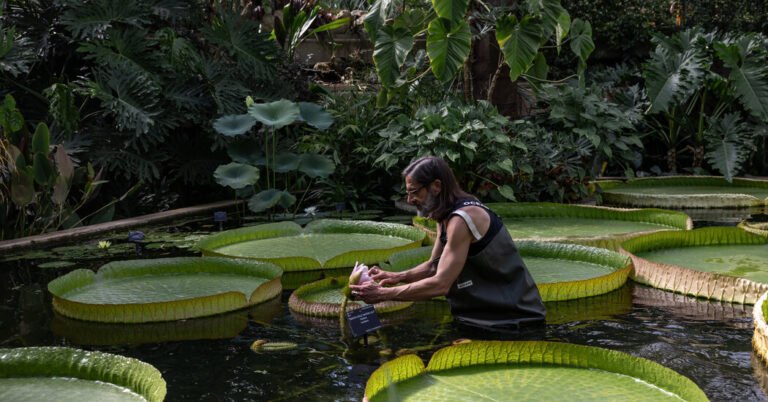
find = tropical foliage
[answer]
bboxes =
[642,28,768,179]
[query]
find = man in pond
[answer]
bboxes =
[350,156,546,330]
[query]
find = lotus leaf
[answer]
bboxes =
[365,341,708,401]
[621,226,768,304]
[298,102,334,130]
[598,176,768,208]
[248,188,295,212]
[0,346,166,402]
[273,152,300,173]
[48,257,283,323]
[297,153,335,178]
[213,114,258,136]
[385,241,631,302]
[197,220,425,271]
[227,139,266,165]
[288,276,412,317]
[413,203,691,250]
[214,162,260,189]
[248,99,301,129]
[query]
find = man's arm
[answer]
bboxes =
[352,216,471,302]
[369,224,445,285]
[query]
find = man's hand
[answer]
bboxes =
[368,266,403,286]
[348,280,391,304]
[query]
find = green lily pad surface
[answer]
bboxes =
[598,176,768,208]
[621,227,768,304]
[197,220,425,271]
[0,347,166,402]
[48,257,283,323]
[413,203,690,249]
[635,244,768,283]
[365,341,707,402]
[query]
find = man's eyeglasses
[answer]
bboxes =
[405,185,424,196]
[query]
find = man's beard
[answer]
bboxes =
[418,191,438,217]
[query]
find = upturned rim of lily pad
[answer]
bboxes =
[288,276,413,318]
[0,346,166,402]
[48,257,283,323]
[364,340,708,402]
[620,226,768,304]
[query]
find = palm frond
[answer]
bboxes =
[203,10,279,80]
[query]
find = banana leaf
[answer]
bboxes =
[597,176,768,208]
[0,346,166,402]
[196,219,425,271]
[365,341,708,401]
[621,227,768,304]
[48,257,283,323]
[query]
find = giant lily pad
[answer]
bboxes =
[740,220,768,237]
[48,257,283,323]
[0,346,166,402]
[364,341,708,401]
[196,220,425,271]
[288,276,413,318]
[621,227,768,304]
[51,298,282,345]
[754,292,768,365]
[413,203,691,250]
[385,241,632,302]
[598,176,768,208]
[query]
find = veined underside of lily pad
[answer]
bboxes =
[413,203,691,250]
[196,219,425,271]
[48,257,283,323]
[288,276,413,318]
[621,227,768,304]
[598,176,768,208]
[364,341,708,402]
[753,292,768,365]
[384,241,632,302]
[0,346,166,402]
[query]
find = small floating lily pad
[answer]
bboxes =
[385,242,632,302]
[754,292,768,366]
[598,176,768,208]
[48,257,283,323]
[621,227,768,304]
[196,219,425,271]
[0,346,166,402]
[288,276,412,318]
[413,203,690,250]
[365,341,708,402]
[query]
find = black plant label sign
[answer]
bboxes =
[346,305,382,337]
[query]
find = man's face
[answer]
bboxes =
[405,175,437,215]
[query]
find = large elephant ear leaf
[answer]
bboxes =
[496,15,542,82]
[568,18,594,75]
[227,139,266,165]
[214,162,260,189]
[373,25,414,87]
[431,0,469,22]
[704,113,754,182]
[298,153,335,178]
[526,0,568,41]
[248,99,300,129]
[213,114,258,137]
[364,0,395,42]
[643,29,709,114]
[427,18,471,83]
[249,189,293,212]
[715,38,768,121]
[298,102,334,130]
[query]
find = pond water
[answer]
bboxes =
[1,211,767,401]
